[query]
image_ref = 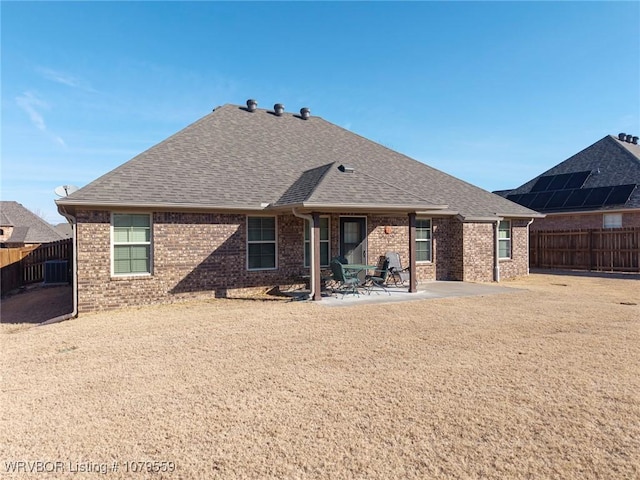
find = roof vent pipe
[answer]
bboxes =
[633,136,639,145]
[246,99,258,112]
[626,134,633,143]
[338,164,355,173]
[300,107,311,120]
[618,132,626,141]
[274,104,285,116]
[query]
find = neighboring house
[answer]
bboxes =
[56,100,541,313]
[55,223,73,239]
[0,201,68,247]
[497,133,640,230]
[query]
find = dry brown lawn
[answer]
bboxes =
[1,273,638,479]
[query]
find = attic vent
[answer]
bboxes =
[274,103,285,116]
[618,132,639,144]
[246,99,258,112]
[338,164,355,173]
[300,107,311,120]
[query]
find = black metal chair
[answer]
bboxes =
[329,258,362,298]
[365,256,391,295]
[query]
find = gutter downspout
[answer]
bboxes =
[526,218,534,275]
[494,219,502,283]
[292,208,315,300]
[40,206,78,326]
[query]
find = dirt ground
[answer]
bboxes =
[1,273,638,479]
[0,285,73,324]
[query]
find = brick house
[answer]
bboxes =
[497,133,640,230]
[56,100,541,313]
[0,201,69,247]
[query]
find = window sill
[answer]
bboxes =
[111,274,153,281]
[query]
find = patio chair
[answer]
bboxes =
[385,251,413,287]
[330,258,362,298]
[365,256,391,296]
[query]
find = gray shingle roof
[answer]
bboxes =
[502,135,640,211]
[0,201,68,243]
[57,103,540,219]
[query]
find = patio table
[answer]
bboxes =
[342,264,379,294]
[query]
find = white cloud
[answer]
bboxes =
[15,92,66,147]
[36,66,98,93]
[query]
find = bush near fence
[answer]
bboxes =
[530,227,640,272]
[1,239,72,295]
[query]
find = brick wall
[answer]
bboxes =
[531,211,640,231]
[499,220,530,280]
[456,220,530,283]
[76,210,309,313]
[75,210,529,312]
[461,223,494,282]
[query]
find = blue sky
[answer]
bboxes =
[2,1,639,223]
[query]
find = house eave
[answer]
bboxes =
[537,206,640,216]
[55,199,271,214]
[458,212,545,222]
[268,202,450,214]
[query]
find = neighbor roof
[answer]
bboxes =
[57,103,540,220]
[0,201,68,244]
[498,135,640,213]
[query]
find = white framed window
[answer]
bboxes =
[498,220,511,259]
[247,216,277,270]
[603,213,622,229]
[111,213,152,276]
[416,218,432,262]
[304,217,330,267]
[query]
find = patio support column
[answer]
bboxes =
[408,212,417,293]
[312,212,322,301]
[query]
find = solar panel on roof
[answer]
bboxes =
[564,189,590,208]
[583,187,613,207]
[531,176,553,192]
[545,190,573,210]
[547,173,572,191]
[517,193,538,208]
[604,184,636,206]
[506,194,523,204]
[564,171,591,189]
[530,191,554,209]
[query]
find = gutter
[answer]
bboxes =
[54,200,273,213]
[526,218,535,275]
[494,218,503,282]
[40,206,78,326]
[292,208,315,300]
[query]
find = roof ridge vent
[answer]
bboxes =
[246,99,258,112]
[625,134,633,143]
[274,103,285,116]
[300,107,311,120]
[618,132,626,141]
[632,136,639,145]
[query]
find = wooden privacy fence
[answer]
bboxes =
[530,227,640,272]
[1,238,72,295]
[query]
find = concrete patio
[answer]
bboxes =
[286,281,522,307]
